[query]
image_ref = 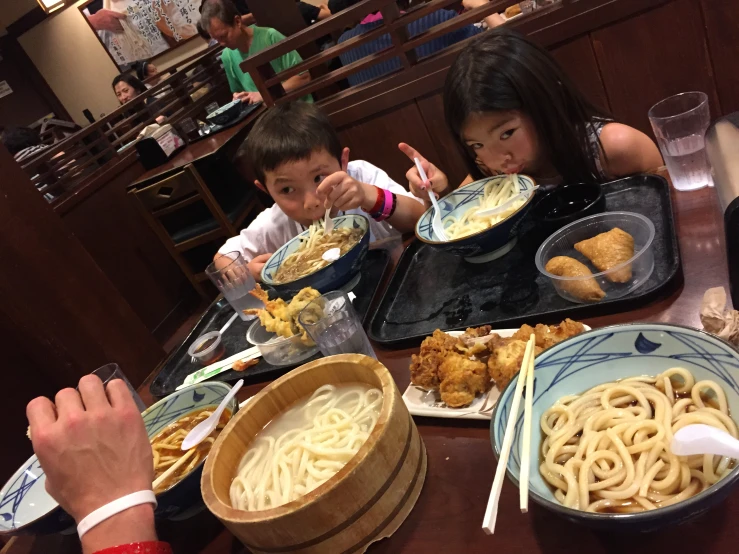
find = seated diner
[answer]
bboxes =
[5,1,739,554]
[200,0,313,104]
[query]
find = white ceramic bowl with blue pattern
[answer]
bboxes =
[415,175,537,262]
[491,323,739,532]
[143,381,238,520]
[261,214,370,298]
[0,381,237,535]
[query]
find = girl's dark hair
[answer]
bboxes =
[444,28,610,184]
[238,102,343,185]
[200,0,241,33]
[111,73,148,96]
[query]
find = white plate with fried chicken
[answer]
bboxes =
[403,319,590,420]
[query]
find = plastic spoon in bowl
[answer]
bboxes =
[323,207,334,234]
[671,424,739,458]
[415,157,448,241]
[181,379,243,451]
[474,186,540,218]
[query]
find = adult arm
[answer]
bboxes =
[600,122,664,177]
[27,376,160,554]
[461,0,506,29]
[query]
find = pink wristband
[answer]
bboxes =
[377,189,394,221]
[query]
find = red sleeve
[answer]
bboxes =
[93,542,172,554]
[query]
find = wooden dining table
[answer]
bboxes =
[3,170,736,554]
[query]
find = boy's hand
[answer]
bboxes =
[248,253,272,281]
[316,172,374,213]
[398,143,449,201]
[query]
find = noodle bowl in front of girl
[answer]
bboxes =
[415,174,537,262]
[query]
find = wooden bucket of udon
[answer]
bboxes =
[201,354,427,554]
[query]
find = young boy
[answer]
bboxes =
[217,102,426,280]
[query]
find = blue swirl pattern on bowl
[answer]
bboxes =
[261,214,370,298]
[415,174,537,259]
[490,323,739,532]
[0,382,237,535]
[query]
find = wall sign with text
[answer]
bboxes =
[79,0,203,68]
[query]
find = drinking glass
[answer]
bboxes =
[175,117,199,142]
[205,102,220,115]
[205,251,262,321]
[648,92,713,191]
[298,291,376,359]
[92,363,146,412]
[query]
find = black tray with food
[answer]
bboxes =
[367,175,682,347]
[150,249,391,397]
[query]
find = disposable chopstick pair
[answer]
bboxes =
[177,346,261,390]
[481,334,536,534]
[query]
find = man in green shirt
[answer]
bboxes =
[200,0,313,104]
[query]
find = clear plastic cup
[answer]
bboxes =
[205,252,262,321]
[298,291,376,359]
[187,331,226,366]
[648,92,713,191]
[91,363,146,412]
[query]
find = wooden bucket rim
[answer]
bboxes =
[200,353,397,523]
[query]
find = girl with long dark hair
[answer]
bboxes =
[399,28,662,201]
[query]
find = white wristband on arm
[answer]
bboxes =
[77,490,157,538]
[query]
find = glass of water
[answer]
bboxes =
[648,91,713,191]
[298,291,376,359]
[205,251,263,321]
[91,363,146,412]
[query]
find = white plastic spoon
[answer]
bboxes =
[474,186,540,218]
[415,157,448,241]
[181,379,243,451]
[671,424,739,458]
[322,247,341,262]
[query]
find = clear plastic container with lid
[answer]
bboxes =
[534,212,656,304]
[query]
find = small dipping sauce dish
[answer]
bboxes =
[188,331,226,366]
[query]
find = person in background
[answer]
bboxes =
[298,1,332,25]
[27,375,170,554]
[200,0,313,104]
[133,61,161,84]
[401,28,662,204]
[338,0,504,87]
[214,102,425,280]
[111,74,166,125]
[1,126,50,164]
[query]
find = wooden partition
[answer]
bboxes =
[233,0,738,187]
[18,45,229,206]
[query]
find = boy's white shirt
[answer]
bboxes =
[218,160,421,262]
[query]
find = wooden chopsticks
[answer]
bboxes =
[482,333,536,534]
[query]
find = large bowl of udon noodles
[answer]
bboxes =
[261,214,370,298]
[415,174,537,263]
[491,323,739,532]
[201,354,427,553]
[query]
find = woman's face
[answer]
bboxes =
[114,81,138,104]
[461,110,542,176]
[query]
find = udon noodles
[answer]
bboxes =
[230,384,383,511]
[443,174,527,239]
[151,407,230,494]
[273,222,364,284]
[540,368,737,513]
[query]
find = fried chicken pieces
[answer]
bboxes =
[245,284,320,346]
[410,319,586,407]
[410,328,491,408]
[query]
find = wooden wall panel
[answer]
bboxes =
[550,35,610,113]
[61,162,196,341]
[336,100,441,186]
[591,0,719,136]
[700,0,739,116]
[0,144,165,478]
[415,91,470,187]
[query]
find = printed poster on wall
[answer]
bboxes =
[0,81,12,99]
[79,0,203,68]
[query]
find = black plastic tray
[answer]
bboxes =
[185,102,262,144]
[367,175,683,347]
[150,249,391,397]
